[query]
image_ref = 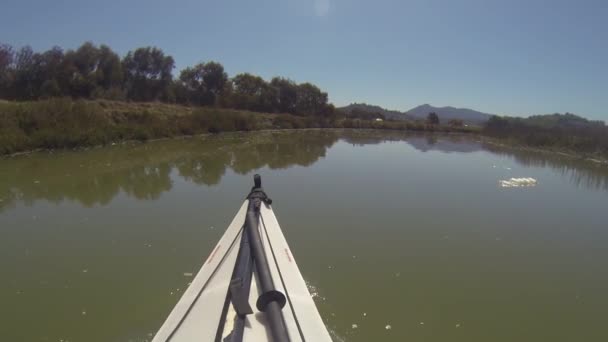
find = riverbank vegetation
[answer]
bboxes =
[0,98,477,155]
[482,114,608,159]
[0,41,476,155]
[1,41,606,159]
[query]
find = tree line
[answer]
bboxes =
[483,113,608,157]
[0,42,334,117]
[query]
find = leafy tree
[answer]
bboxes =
[0,41,343,121]
[63,42,101,98]
[201,61,227,103]
[123,47,174,101]
[178,65,205,105]
[12,46,39,99]
[0,44,13,71]
[322,103,336,118]
[96,45,123,92]
[38,46,65,97]
[231,73,275,111]
[295,82,328,116]
[46,43,124,99]
[178,61,226,106]
[216,80,235,108]
[170,79,189,104]
[258,83,279,113]
[3,45,66,99]
[232,73,265,97]
[270,77,298,114]
[427,112,439,125]
[0,44,15,98]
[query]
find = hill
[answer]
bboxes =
[339,103,495,124]
[406,104,493,124]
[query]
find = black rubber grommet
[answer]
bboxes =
[256,290,287,312]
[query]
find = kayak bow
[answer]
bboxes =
[152,175,332,342]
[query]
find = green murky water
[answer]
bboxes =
[1,130,608,342]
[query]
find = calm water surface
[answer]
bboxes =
[1,130,608,342]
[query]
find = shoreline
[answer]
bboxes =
[0,128,467,158]
[3,128,607,168]
[480,137,608,166]
[0,99,477,157]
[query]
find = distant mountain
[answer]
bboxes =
[338,103,408,121]
[339,103,494,124]
[406,104,493,124]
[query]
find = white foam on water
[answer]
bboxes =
[306,281,327,302]
[327,327,347,342]
[499,177,538,188]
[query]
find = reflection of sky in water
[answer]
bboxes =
[1,130,608,342]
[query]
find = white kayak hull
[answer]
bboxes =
[153,198,332,342]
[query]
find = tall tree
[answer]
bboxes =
[38,46,64,97]
[231,73,276,111]
[0,41,340,117]
[0,44,13,71]
[0,44,15,98]
[96,45,123,90]
[179,64,206,105]
[232,73,264,97]
[123,47,174,101]
[179,61,227,105]
[258,82,278,112]
[295,82,328,116]
[12,46,39,99]
[201,61,227,102]
[63,42,101,98]
[427,112,440,125]
[270,77,297,114]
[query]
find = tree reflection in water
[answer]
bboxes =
[1,130,607,212]
[0,131,340,211]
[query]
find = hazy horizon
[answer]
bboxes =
[2,0,606,119]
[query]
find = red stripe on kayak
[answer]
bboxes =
[285,248,292,263]
[206,244,221,264]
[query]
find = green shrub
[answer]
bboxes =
[272,114,303,129]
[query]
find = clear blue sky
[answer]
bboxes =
[2,0,607,119]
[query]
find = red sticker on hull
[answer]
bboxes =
[285,248,292,262]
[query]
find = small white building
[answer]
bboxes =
[375,118,383,122]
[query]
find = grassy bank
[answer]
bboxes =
[0,99,479,155]
[0,99,261,154]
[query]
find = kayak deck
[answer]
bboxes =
[152,178,331,342]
